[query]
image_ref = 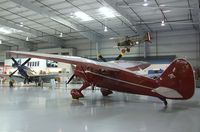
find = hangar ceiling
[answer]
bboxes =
[0,0,199,48]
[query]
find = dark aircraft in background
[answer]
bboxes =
[9,51,195,106]
[9,57,58,86]
[115,32,152,52]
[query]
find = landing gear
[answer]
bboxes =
[100,88,113,96]
[71,89,84,99]
[160,98,168,107]
[70,82,90,99]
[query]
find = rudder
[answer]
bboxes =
[154,58,195,99]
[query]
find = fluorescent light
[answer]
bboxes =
[163,10,171,13]
[0,27,22,34]
[160,4,165,7]
[104,26,108,32]
[0,27,12,34]
[98,7,115,18]
[74,11,93,21]
[0,40,2,44]
[161,20,165,26]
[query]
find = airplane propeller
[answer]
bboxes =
[98,54,107,62]
[98,49,126,62]
[9,69,18,77]
[9,57,31,77]
[21,58,31,66]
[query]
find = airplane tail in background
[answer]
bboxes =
[144,32,152,43]
[153,58,195,99]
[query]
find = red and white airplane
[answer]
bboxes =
[8,51,195,106]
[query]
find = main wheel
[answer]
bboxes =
[71,89,84,99]
[100,88,113,96]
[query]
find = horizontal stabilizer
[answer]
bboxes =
[152,87,183,98]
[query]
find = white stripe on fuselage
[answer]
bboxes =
[79,70,154,90]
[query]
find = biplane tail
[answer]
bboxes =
[144,32,152,43]
[153,58,195,99]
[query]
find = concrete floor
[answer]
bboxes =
[0,84,199,132]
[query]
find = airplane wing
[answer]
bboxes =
[0,74,25,82]
[108,60,150,71]
[9,51,96,66]
[29,74,59,83]
[8,51,121,72]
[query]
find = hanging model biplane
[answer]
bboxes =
[8,51,195,106]
[114,32,152,52]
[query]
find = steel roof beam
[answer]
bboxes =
[0,17,64,47]
[10,0,102,42]
[103,0,144,35]
[0,34,35,50]
[187,0,199,30]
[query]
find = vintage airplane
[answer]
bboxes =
[114,32,152,52]
[8,51,195,106]
[9,57,58,86]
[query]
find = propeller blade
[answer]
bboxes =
[98,54,107,62]
[115,54,122,60]
[66,74,75,84]
[9,69,18,77]
[11,57,19,67]
[21,58,31,66]
[115,49,126,60]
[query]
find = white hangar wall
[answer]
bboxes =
[64,29,199,66]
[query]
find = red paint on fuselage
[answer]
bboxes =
[75,65,163,98]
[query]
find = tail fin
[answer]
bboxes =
[144,32,152,43]
[153,58,195,99]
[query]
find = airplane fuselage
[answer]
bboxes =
[74,65,163,99]
[18,65,29,78]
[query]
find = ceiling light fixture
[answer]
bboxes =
[161,20,165,26]
[59,32,63,37]
[163,10,171,13]
[74,11,93,21]
[20,22,24,27]
[98,7,115,18]
[0,40,2,44]
[143,0,149,6]
[159,4,165,7]
[26,36,29,41]
[104,26,108,32]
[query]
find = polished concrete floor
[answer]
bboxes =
[0,84,199,132]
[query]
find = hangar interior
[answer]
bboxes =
[0,0,200,132]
